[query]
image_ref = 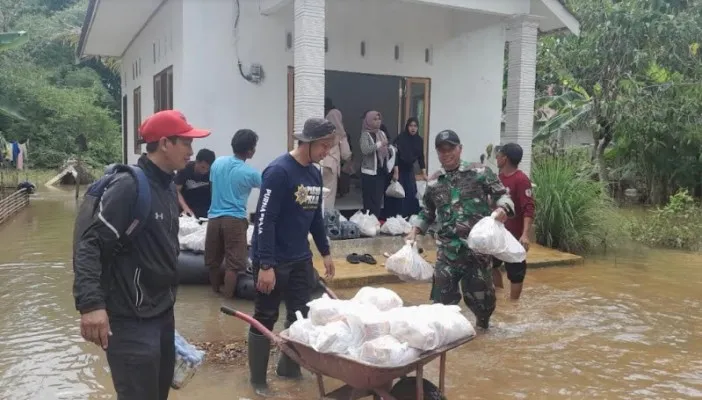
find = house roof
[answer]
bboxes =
[75,0,96,60]
[76,0,580,59]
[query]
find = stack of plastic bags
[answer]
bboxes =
[172,330,206,389]
[379,216,413,236]
[178,216,207,253]
[349,210,381,237]
[285,287,475,368]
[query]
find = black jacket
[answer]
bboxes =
[73,155,180,319]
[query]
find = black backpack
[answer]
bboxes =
[73,164,152,254]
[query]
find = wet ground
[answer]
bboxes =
[0,189,701,399]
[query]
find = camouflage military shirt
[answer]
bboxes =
[413,160,514,260]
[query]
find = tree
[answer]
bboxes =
[535,0,702,187]
[0,31,29,120]
[0,0,121,168]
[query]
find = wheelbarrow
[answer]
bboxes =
[220,282,475,399]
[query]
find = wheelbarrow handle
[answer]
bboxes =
[219,306,280,343]
[317,278,338,300]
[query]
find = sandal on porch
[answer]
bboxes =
[346,253,361,264]
[359,254,377,265]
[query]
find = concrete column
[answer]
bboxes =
[293,0,325,139]
[504,15,540,176]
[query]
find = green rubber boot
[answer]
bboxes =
[248,331,271,394]
[276,321,302,379]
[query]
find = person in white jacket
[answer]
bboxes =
[322,99,352,210]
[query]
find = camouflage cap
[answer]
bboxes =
[293,118,336,143]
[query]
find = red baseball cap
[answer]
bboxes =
[138,110,211,143]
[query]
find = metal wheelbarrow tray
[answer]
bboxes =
[221,305,475,400]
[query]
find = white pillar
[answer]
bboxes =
[293,0,325,138]
[504,15,540,176]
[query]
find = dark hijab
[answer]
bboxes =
[394,117,425,169]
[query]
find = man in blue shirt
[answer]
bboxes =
[205,129,261,298]
[248,118,336,394]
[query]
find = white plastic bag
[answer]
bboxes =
[350,210,380,237]
[385,241,434,282]
[179,216,203,237]
[353,336,421,367]
[307,294,352,326]
[388,305,475,351]
[416,181,427,205]
[351,287,403,311]
[385,181,406,199]
[466,211,526,263]
[179,229,207,252]
[246,225,254,246]
[311,320,362,354]
[380,216,412,236]
[287,311,320,346]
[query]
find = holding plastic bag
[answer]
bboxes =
[385,181,406,199]
[466,211,526,263]
[385,241,434,282]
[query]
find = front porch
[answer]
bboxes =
[284,0,580,178]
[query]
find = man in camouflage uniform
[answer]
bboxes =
[407,130,514,329]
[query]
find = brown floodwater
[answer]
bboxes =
[1,189,701,400]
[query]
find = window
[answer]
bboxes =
[122,95,128,163]
[153,66,173,112]
[133,87,142,155]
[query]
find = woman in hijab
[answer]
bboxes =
[359,110,390,218]
[322,98,352,210]
[386,117,426,217]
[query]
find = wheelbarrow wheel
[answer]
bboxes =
[389,377,447,400]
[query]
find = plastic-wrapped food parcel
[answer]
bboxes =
[172,331,206,389]
[285,287,476,368]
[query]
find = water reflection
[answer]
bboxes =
[0,190,701,399]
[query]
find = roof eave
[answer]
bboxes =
[75,0,98,62]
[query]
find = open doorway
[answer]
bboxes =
[287,68,431,211]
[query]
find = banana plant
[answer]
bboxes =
[0,31,28,120]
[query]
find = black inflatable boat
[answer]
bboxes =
[177,250,325,300]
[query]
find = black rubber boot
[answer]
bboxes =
[276,321,302,379]
[476,316,490,330]
[248,331,271,394]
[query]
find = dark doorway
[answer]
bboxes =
[325,70,402,175]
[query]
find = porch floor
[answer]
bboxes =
[311,236,584,289]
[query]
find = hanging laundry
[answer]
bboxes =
[11,142,20,164]
[19,142,28,167]
[16,151,23,170]
[4,142,12,163]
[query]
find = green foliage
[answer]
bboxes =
[629,190,702,250]
[0,0,121,169]
[532,154,626,254]
[535,0,702,191]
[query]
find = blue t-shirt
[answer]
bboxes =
[208,156,261,219]
[251,153,330,267]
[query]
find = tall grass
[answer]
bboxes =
[532,156,626,254]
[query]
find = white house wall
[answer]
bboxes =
[175,0,507,212]
[121,0,184,164]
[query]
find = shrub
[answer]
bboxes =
[532,155,626,254]
[629,190,702,251]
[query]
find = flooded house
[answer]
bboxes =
[77,0,579,211]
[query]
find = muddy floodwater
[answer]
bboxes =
[1,189,701,400]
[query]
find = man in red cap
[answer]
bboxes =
[73,110,209,399]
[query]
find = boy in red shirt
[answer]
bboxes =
[493,143,535,300]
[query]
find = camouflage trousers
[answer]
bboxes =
[430,248,496,322]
